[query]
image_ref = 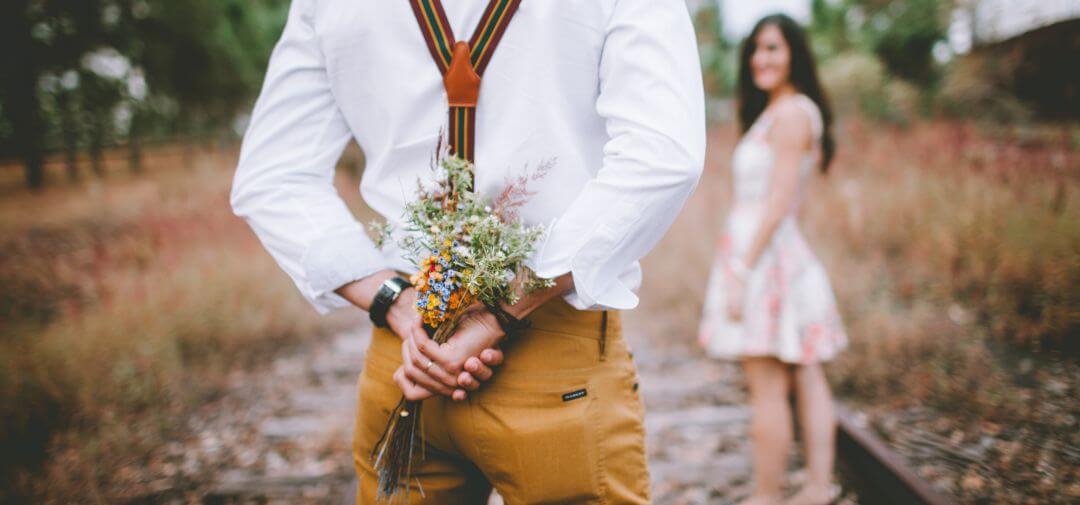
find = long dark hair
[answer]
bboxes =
[737,14,835,172]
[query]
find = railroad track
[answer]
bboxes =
[835,404,953,505]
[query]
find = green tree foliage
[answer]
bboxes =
[809,0,852,58]
[817,0,951,84]
[0,0,290,189]
[808,0,952,122]
[859,0,949,84]
[131,0,289,133]
[0,0,111,188]
[693,0,737,98]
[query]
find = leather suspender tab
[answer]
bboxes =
[445,42,481,107]
[409,0,523,163]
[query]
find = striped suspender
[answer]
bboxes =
[408,0,523,164]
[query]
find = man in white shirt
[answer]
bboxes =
[231,0,705,502]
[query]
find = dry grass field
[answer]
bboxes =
[0,144,366,501]
[638,120,1078,501]
[0,118,1076,501]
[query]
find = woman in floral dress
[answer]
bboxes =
[697,14,848,505]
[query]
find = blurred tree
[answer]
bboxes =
[131,0,288,139]
[40,0,112,183]
[0,0,289,189]
[694,0,737,98]
[1,0,122,187]
[809,0,852,58]
[0,0,51,189]
[849,0,952,84]
[57,78,81,182]
[80,70,127,177]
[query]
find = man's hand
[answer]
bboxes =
[391,293,506,401]
[396,338,504,401]
[341,270,574,401]
[386,287,424,342]
[411,308,506,400]
[408,272,575,400]
[336,271,502,400]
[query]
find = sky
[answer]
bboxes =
[720,0,812,40]
[714,0,964,62]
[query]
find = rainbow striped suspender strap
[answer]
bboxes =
[408,0,523,163]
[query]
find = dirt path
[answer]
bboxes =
[166,318,820,504]
[629,325,756,504]
[181,327,368,504]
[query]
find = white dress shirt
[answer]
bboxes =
[230,0,706,315]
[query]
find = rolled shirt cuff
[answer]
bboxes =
[301,225,389,315]
[526,218,642,312]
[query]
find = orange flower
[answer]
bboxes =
[448,291,462,309]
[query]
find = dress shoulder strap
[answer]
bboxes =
[753,94,823,141]
[791,94,824,141]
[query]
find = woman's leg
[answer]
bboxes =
[788,363,836,505]
[741,357,793,505]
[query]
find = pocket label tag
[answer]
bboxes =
[562,389,588,402]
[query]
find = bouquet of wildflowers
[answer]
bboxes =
[368,150,551,500]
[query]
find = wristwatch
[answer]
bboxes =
[369,277,412,328]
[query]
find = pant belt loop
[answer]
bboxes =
[599,310,608,361]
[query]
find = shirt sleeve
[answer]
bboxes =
[528,0,707,310]
[230,0,388,315]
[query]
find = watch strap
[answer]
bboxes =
[370,277,412,328]
[485,302,530,338]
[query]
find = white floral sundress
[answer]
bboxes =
[698,94,848,364]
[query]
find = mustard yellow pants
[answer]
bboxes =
[352,299,651,504]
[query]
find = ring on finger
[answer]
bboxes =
[425,360,434,371]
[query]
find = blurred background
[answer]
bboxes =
[0,0,1076,503]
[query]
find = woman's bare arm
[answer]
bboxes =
[740,101,813,270]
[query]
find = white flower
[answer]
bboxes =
[434,166,449,183]
[469,215,480,224]
[503,270,516,282]
[484,206,492,213]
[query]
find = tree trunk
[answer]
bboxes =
[90,117,105,178]
[129,110,143,174]
[58,92,80,183]
[0,0,46,190]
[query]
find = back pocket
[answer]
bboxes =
[473,377,602,504]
